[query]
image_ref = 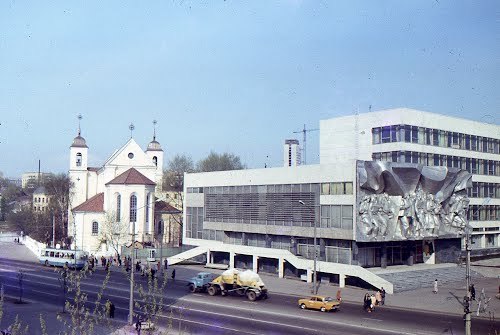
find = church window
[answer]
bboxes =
[153,156,158,167]
[116,194,121,222]
[157,220,163,235]
[146,193,150,224]
[92,221,99,236]
[128,152,134,159]
[76,153,82,167]
[130,195,137,222]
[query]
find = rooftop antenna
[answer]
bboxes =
[293,124,319,165]
[129,123,135,138]
[77,114,82,136]
[152,120,157,140]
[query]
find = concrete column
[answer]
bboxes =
[206,250,211,264]
[252,255,259,273]
[339,273,346,288]
[307,268,312,283]
[278,258,284,278]
[381,244,387,268]
[229,251,235,269]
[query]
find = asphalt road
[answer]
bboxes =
[0,258,496,335]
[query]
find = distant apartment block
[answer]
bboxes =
[283,139,301,167]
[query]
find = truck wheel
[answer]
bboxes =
[320,306,326,312]
[207,286,217,296]
[188,284,196,293]
[246,291,257,301]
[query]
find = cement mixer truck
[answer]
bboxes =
[187,269,268,301]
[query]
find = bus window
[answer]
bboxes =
[71,254,75,259]
[50,251,54,257]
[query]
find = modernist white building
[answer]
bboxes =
[177,108,499,292]
[68,126,164,255]
[320,108,499,251]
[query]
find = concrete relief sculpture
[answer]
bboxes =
[357,161,472,242]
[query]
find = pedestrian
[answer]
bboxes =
[370,294,377,310]
[171,268,176,280]
[135,316,142,335]
[375,290,382,306]
[433,279,438,294]
[101,256,105,267]
[380,287,386,306]
[157,261,161,272]
[118,255,122,267]
[109,301,115,318]
[470,284,476,301]
[363,293,372,312]
[336,289,342,302]
[164,258,168,270]
[136,261,141,272]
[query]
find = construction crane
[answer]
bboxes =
[293,124,319,165]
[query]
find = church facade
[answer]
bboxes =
[68,127,164,256]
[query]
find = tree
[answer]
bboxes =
[196,151,245,172]
[43,173,74,239]
[96,212,129,256]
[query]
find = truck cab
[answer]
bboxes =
[188,272,213,292]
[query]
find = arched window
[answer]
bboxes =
[116,194,121,222]
[153,156,158,167]
[130,195,137,222]
[146,193,150,224]
[92,221,99,236]
[76,153,82,167]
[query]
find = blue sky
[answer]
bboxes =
[0,1,498,178]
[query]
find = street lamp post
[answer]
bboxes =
[298,200,317,295]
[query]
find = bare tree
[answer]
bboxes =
[44,173,74,240]
[196,151,245,172]
[96,212,129,256]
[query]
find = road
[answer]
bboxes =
[0,258,496,335]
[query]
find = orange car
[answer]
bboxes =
[298,295,340,312]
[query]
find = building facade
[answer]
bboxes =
[283,139,301,167]
[181,108,498,285]
[68,127,165,256]
[320,108,499,252]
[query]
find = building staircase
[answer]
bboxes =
[167,243,394,294]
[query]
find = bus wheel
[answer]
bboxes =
[44,260,49,266]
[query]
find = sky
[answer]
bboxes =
[0,1,498,178]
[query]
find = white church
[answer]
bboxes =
[68,124,165,256]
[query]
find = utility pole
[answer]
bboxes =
[464,197,491,335]
[293,124,319,165]
[129,220,136,325]
[299,200,317,294]
[52,214,55,248]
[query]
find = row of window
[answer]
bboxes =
[373,151,499,176]
[320,205,354,229]
[471,234,498,249]
[114,193,153,223]
[372,124,500,154]
[473,227,500,232]
[467,205,500,221]
[321,182,353,195]
[34,197,48,203]
[33,206,48,212]
[467,183,500,199]
[203,183,321,195]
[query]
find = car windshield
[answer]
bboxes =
[324,297,334,302]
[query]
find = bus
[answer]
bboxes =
[39,248,89,269]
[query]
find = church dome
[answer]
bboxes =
[71,135,88,148]
[147,138,163,151]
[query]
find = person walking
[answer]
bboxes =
[470,284,476,301]
[433,279,438,294]
[375,290,382,306]
[370,294,377,310]
[363,293,372,312]
[171,268,176,280]
[380,287,386,306]
[109,301,115,318]
[164,258,168,270]
[157,261,161,273]
[336,289,342,302]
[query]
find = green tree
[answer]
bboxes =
[196,151,245,172]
